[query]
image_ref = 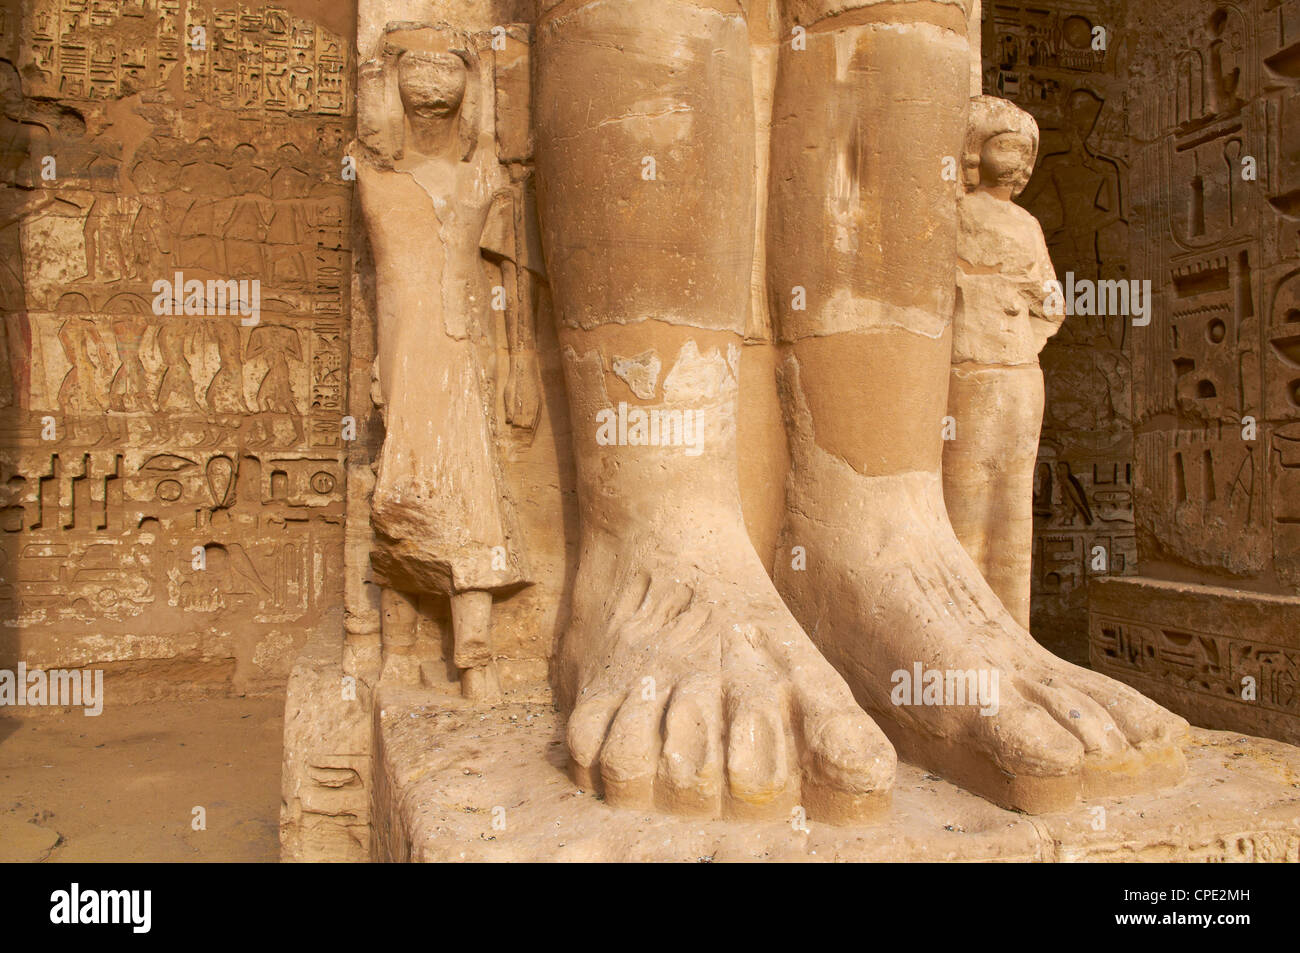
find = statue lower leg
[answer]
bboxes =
[766,11,1186,812]
[535,0,894,821]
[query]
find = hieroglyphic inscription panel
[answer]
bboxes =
[1127,0,1300,591]
[1091,576,1300,743]
[0,0,354,691]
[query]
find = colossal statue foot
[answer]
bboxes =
[774,359,1188,812]
[557,514,895,823]
[531,0,899,823]
[758,10,1186,814]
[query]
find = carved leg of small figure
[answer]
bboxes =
[451,590,498,700]
[379,587,421,687]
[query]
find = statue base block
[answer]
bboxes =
[1090,576,1300,746]
[371,686,1300,862]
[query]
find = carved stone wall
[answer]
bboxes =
[269,0,1300,861]
[1089,0,1300,744]
[982,0,1136,664]
[1126,0,1298,588]
[0,1,355,696]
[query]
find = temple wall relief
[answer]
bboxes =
[1090,0,1300,744]
[0,1,356,695]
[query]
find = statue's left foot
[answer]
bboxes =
[777,466,1188,814]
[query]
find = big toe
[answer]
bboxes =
[804,709,896,794]
[974,690,1087,779]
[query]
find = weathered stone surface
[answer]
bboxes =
[316,0,1194,848]
[280,630,372,863]
[3,0,1285,864]
[944,95,1063,630]
[374,693,1300,862]
[1127,0,1300,590]
[1070,0,1300,754]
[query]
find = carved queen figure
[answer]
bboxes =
[354,22,529,695]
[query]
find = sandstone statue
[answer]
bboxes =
[354,22,531,697]
[943,94,1065,630]
[356,0,1188,821]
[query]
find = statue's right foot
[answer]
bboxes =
[557,517,895,824]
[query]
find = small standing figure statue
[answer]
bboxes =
[354,22,531,697]
[943,95,1065,629]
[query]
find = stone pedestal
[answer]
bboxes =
[1090,576,1300,746]
[369,687,1300,863]
[279,632,373,863]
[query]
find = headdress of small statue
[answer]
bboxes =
[357,21,482,165]
[963,95,1039,196]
